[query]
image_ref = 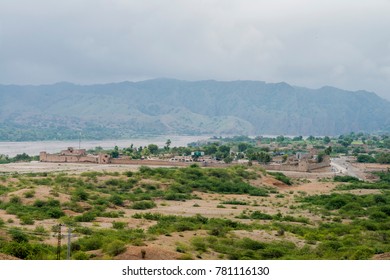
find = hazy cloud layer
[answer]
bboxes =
[1,0,390,99]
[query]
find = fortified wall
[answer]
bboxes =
[40,147,109,164]
[260,154,330,172]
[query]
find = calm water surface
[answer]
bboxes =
[0,135,211,157]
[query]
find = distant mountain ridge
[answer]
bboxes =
[0,79,389,141]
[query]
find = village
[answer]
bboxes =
[39,144,331,173]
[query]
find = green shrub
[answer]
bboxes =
[72,251,90,260]
[20,215,35,225]
[73,188,89,201]
[9,196,21,204]
[250,211,273,220]
[334,175,359,182]
[238,238,266,250]
[24,190,35,198]
[131,200,156,210]
[112,221,127,230]
[221,200,248,205]
[74,211,96,222]
[269,172,292,185]
[104,240,126,256]
[326,197,350,210]
[370,211,388,221]
[33,199,46,208]
[191,237,208,252]
[163,192,191,201]
[109,194,124,206]
[9,228,29,242]
[76,236,103,251]
[0,241,53,259]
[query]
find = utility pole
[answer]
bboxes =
[56,224,62,260]
[67,227,72,260]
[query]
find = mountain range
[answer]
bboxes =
[0,79,389,141]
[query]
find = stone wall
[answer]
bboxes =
[261,155,330,172]
[40,151,99,164]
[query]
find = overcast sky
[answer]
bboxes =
[1,0,390,100]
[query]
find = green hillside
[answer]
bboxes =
[0,79,389,140]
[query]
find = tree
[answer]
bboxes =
[238,142,250,152]
[110,146,119,158]
[257,152,271,164]
[376,153,390,164]
[204,144,218,155]
[323,136,331,144]
[164,139,171,151]
[357,154,376,163]
[317,152,326,163]
[141,147,151,157]
[324,146,332,155]
[147,144,159,155]
[223,156,233,164]
[216,145,230,160]
[276,135,285,143]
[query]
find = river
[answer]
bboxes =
[0,135,212,157]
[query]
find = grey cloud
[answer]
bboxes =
[0,0,390,100]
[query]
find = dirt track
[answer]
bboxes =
[0,162,150,174]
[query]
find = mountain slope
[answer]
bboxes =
[0,79,389,140]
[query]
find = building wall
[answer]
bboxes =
[40,152,98,163]
[261,156,330,172]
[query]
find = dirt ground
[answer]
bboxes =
[0,162,146,174]
[0,161,380,260]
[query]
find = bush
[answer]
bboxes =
[131,201,156,210]
[76,236,103,251]
[0,241,53,259]
[357,154,376,163]
[73,188,89,201]
[74,211,96,222]
[104,240,126,256]
[269,172,292,185]
[72,251,90,260]
[334,175,359,183]
[163,192,191,201]
[20,215,35,225]
[221,200,248,205]
[109,194,124,206]
[9,228,29,242]
[112,221,127,230]
[191,237,208,252]
[9,196,21,204]
[250,211,273,220]
[24,190,35,198]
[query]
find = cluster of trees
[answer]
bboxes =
[357,153,390,164]
[0,153,38,164]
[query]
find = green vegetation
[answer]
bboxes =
[268,172,292,185]
[0,153,38,164]
[1,145,390,260]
